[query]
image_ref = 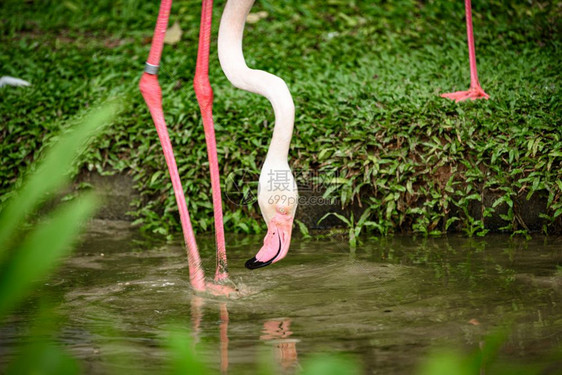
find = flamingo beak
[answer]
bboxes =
[245,211,293,270]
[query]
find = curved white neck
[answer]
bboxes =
[217,0,295,164]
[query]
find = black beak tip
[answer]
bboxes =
[246,233,282,270]
[245,257,273,270]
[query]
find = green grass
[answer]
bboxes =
[1,0,561,238]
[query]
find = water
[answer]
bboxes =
[1,221,561,374]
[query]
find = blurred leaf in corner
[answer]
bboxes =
[165,327,208,375]
[0,192,98,319]
[4,307,81,375]
[0,102,117,256]
[0,101,118,319]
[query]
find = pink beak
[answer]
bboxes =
[245,210,294,270]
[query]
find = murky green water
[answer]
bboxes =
[2,221,562,374]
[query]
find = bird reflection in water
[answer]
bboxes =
[190,297,299,373]
[260,318,300,373]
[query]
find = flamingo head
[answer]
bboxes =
[245,202,296,270]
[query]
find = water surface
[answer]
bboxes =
[2,221,561,374]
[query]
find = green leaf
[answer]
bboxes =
[0,192,98,319]
[318,212,351,226]
[317,148,332,161]
[0,102,117,254]
[445,217,459,230]
[386,200,396,220]
[492,196,506,208]
[357,208,372,227]
[296,219,311,239]
[165,327,208,375]
[238,222,250,233]
[301,355,361,375]
[5,341,81,375]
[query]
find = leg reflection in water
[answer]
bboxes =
[190,297,230,373]
[261,318,300,373]
[219,303,229,374]
[190,296,204,347]
[189,300,299,373]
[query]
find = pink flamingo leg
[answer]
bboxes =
[441,0,490,102]
[194,0,229,282]
[139,0,206,292]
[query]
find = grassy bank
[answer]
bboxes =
[1,0,561,237]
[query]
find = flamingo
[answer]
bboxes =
[139,0,488,295]
[441,0,489,102]
[139,0,296,296]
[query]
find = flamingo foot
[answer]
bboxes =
[214,265,229,283]
[202,281,239,298]
[441,85,489,102]
[198,279,251,299]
